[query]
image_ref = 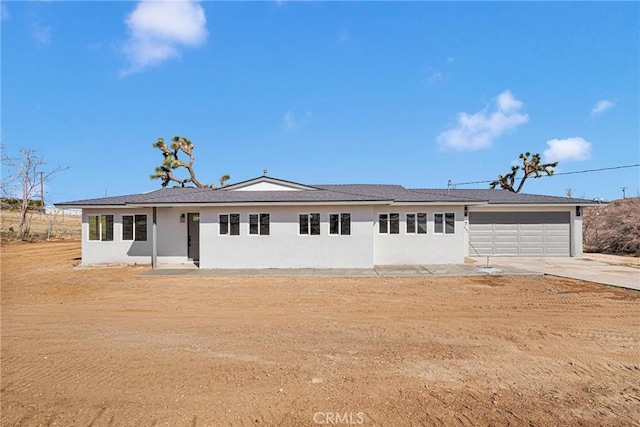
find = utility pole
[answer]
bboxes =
[40,171,44,211]
[621,187,627,199]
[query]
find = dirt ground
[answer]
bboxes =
[1,241,639,426]
[0,210,81,240]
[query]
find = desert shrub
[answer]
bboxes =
[583,197,640,255]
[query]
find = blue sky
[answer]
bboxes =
[2,0,638,203]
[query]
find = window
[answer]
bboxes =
[435,213,455,234]
[417,213,427,234]
[89,214,113,241]
[123,215,133,240]
[407,213,427,234]
[379,213,399,234]
[249,213,270,235]
[341,213,351,235]
[89,216,99,240]
[379,214,388,234]
[123,215,147,241]
[220,214,240,235]
[329,213,351,235]
[299,213,320,235]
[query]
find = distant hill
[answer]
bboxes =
[583,197,640,256]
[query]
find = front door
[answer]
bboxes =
[187,213,200,261]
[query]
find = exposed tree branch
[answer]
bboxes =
[1,147,67,237]
[150,136,230,188]
[490,152,558,193]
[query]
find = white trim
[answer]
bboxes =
[405,212,428,235]
[62,204,128,209]
[121,213,149,242]
[87,213,115,242]
[221,176,319,191]
[218,212,241,236]
[434,212,456,235]
[390,201,487,206]
[470,203,600,210]
[328,212,352,236]
[248,213,270,236]
[377,212,401,235]
[125,200,393,208]
[298,212,321,236]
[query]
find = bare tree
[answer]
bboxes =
[490,152,558,193]
[150,136,230,188]
[1,148,67,238]
[0,143,16,200]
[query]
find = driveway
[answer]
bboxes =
[488,254,640,291]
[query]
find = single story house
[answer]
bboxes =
[55,176,599,268]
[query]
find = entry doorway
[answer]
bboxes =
[187,213,200,262]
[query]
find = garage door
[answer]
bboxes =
[469,212,570,256]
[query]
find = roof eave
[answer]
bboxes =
[54,203,128,209]
[125,200,394,208]
[476,202,603,208]
[390,201,488,206]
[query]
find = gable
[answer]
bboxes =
[232,181,303,191]
[223,176,318,192]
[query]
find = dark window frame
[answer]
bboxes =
[220,213,240,236]
[379,213,399,234]
[435,212,455,235]
[122,214,147,241]
[407,213,428,234]
[89,214,114,241]
[299,213,320,235]
[329,213,351,236]
[249,213,270,236]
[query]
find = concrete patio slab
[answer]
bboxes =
[142,263,538,278]
[487,256,639,291]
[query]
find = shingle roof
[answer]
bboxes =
[411,188,600,205]
[56,188,206,206]
[132,188,389,204]
[56,178,598,207]
[314,184,484,203]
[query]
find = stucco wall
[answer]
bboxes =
[81,208,153,265]
[465,205,582,257]
[198,206,375,268]
[156,207,191,263]
[373,206,466,265]
[81,203,581,267]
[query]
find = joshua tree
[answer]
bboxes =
[490,152,558,193]
[150,136,230,188]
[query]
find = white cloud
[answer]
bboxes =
[1,3,10,20]
[338,29,349,44]
[591,100,614,116]
[426,71,443,86]
[121,0,208,76]
[437,90,529,151]
[282,110,312,131]
[31,22,52,46]
[543,137,592,162]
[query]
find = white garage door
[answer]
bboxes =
[469,212,570,256]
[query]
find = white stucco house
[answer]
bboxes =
[56,176,598,269]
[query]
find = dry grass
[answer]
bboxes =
[583,197,640,256]
[0,209,81,241]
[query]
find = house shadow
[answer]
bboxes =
[126,241,152,257]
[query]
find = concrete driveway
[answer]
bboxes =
[488,254,639,291]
